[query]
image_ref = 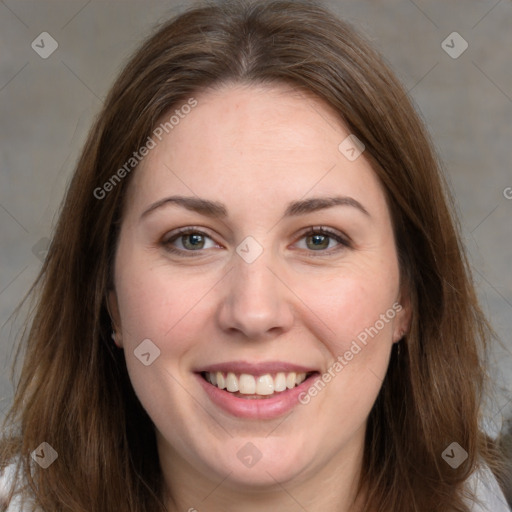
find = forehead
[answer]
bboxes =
[124,83,387,219]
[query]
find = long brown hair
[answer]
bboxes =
[1,1,506,510]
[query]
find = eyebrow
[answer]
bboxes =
[140,194,370,220]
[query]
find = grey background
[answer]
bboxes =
[0,0,511,437]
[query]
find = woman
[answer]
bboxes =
[0,1,510,510]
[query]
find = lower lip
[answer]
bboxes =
[196,373,319,420]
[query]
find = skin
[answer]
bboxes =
[109,83,411,512]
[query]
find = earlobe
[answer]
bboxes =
[393,327,407,343]
[393,288,412,343]
[107,290,123,348]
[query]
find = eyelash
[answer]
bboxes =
[161,226,351,258]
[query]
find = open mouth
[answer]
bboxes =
[200,371,318,399]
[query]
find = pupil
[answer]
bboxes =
[308,234,328,250]
[184,234,204,249]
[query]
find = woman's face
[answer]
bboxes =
[109,83,410,491]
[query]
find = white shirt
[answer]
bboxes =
[0,460,510,511]
[465,463,511,512]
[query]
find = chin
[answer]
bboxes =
[203,437,314,490]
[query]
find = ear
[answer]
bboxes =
[393,285,412,343]
[107,289,123,348]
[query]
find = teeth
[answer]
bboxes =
[239,374,256,394]
[256,374,274,395]
[274,372,287,392]
[205,371,308,396]
[226,372,239,392]
[286,372,297,389]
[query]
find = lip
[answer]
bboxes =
[195,360,317,375]
[195,368,320,420]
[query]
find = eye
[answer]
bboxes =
[163,228,220,254]
[162,226,350,257]
[294,227,350,254]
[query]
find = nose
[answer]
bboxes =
[216,251,295,341]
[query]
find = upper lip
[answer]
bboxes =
[195,360,318,375]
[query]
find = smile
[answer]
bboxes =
[195,361,320,419]
[202,371,311,397]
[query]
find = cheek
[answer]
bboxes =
[115,258,210,350]
[300,278,397,427]
[113,260,210,421]
[298,268,400,354]
[297,269,399,414]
